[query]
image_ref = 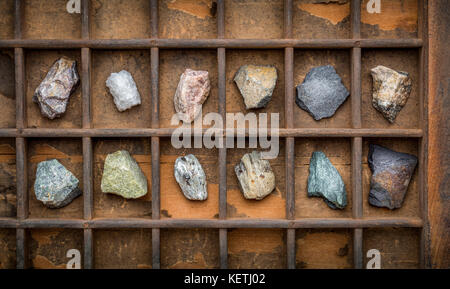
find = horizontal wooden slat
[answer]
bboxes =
[0,217,423,229]
[0,38,423,49]
[0,128,423,138]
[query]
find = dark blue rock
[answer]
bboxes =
[307,151,347,209]
[296,65,349,120]
[368,144,417,209]
[34,159,81,208]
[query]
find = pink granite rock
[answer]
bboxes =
[174,69,210,123]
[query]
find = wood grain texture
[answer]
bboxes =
[0,139,16,218]
[428,0,450,269]
[0,50,15,128]
[0,229,16,269]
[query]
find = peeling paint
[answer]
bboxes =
[167,0,213,19]
[298,2,350,25]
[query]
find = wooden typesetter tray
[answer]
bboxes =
[0,0,430,269]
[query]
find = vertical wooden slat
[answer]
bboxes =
[14,0,27,269]
[82,0,90,40]
[150,0,160,265]
[150,0,158,38]
[284,0,295,269]
[351,0,363,269]
[217,1,227,269]
[418,0,429,269]
[83,138,93,220]
[83,228,93,269]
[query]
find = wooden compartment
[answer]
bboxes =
[294,49,351,128]
[90,0,151,39]
[360,0,418,39]
[92,50,151,129]
[29,229,83,269]
[362,138,420,218]
[228,229,286,269]
[226,49,285,129]
[225,0,283,39]
[94,229,152,269]
[159,0,217,39]
[160,137,219,219]
[362,49,420,129]
[227,139,286,219]
[0,50,15,128]
[293,0,350,39]
[0,0,14,39]
[296,229,354,269]
[27,138,83,219]
[295,138,352,218]
[0,229,16,269]
[0,138,16,218]
[363,228,420,269]
[23,0,81,39]
[160,49,218,129]
[93,138,152,219]
[161,229,220,269]
[26,49,82,129]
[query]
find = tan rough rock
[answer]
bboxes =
[234,151,276,200]
[371,65,412,123]
[174,68,210,123]
[234,65,277,110]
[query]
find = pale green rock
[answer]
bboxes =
[101,150,148,199]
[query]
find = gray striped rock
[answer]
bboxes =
[174,154,208,201]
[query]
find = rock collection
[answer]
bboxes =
[106,70,142,112]
[307,151,347,209]
[295,65,349,120]
[174,68,210,123]
[370,65,412,123]
[34,159,82,208]
[33,57,80,119]
[235,151,276,200]
[234,65,277,110]
[368,144,417,209]
[174,154,208,201]
[101,150,148,199]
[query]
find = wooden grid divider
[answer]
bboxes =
[0,0,429,269]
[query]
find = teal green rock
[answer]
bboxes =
[101,150,148,199]
[307,151,347,209]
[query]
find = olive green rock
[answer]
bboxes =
[101,150,148,199]
[307,151,347,209]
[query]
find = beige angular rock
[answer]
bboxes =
[174,68,210,123]
[234,151,276,200]
[234,65,277,110]
[371,65,412,123]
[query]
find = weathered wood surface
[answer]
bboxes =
[428,0,450,269]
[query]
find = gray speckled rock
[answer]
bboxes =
[234,65,277,109]
[307,151,347,209]
[174,154,207,201]
[101,150,148,199]
[368,144,417,209]
[106,70,142,112]
[371,65,412,123]
[296,65,349,120]
[33,57,80,119]
[235,151,275,200]
[34,159,81,208]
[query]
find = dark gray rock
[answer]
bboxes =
[174,154,208,201]
[307,151,347,209]
[296,65,349,120]
[33,57,80,119]
[368,144,417,209]
[34,159,82,208]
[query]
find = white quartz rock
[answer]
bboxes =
[106,70,141,112]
